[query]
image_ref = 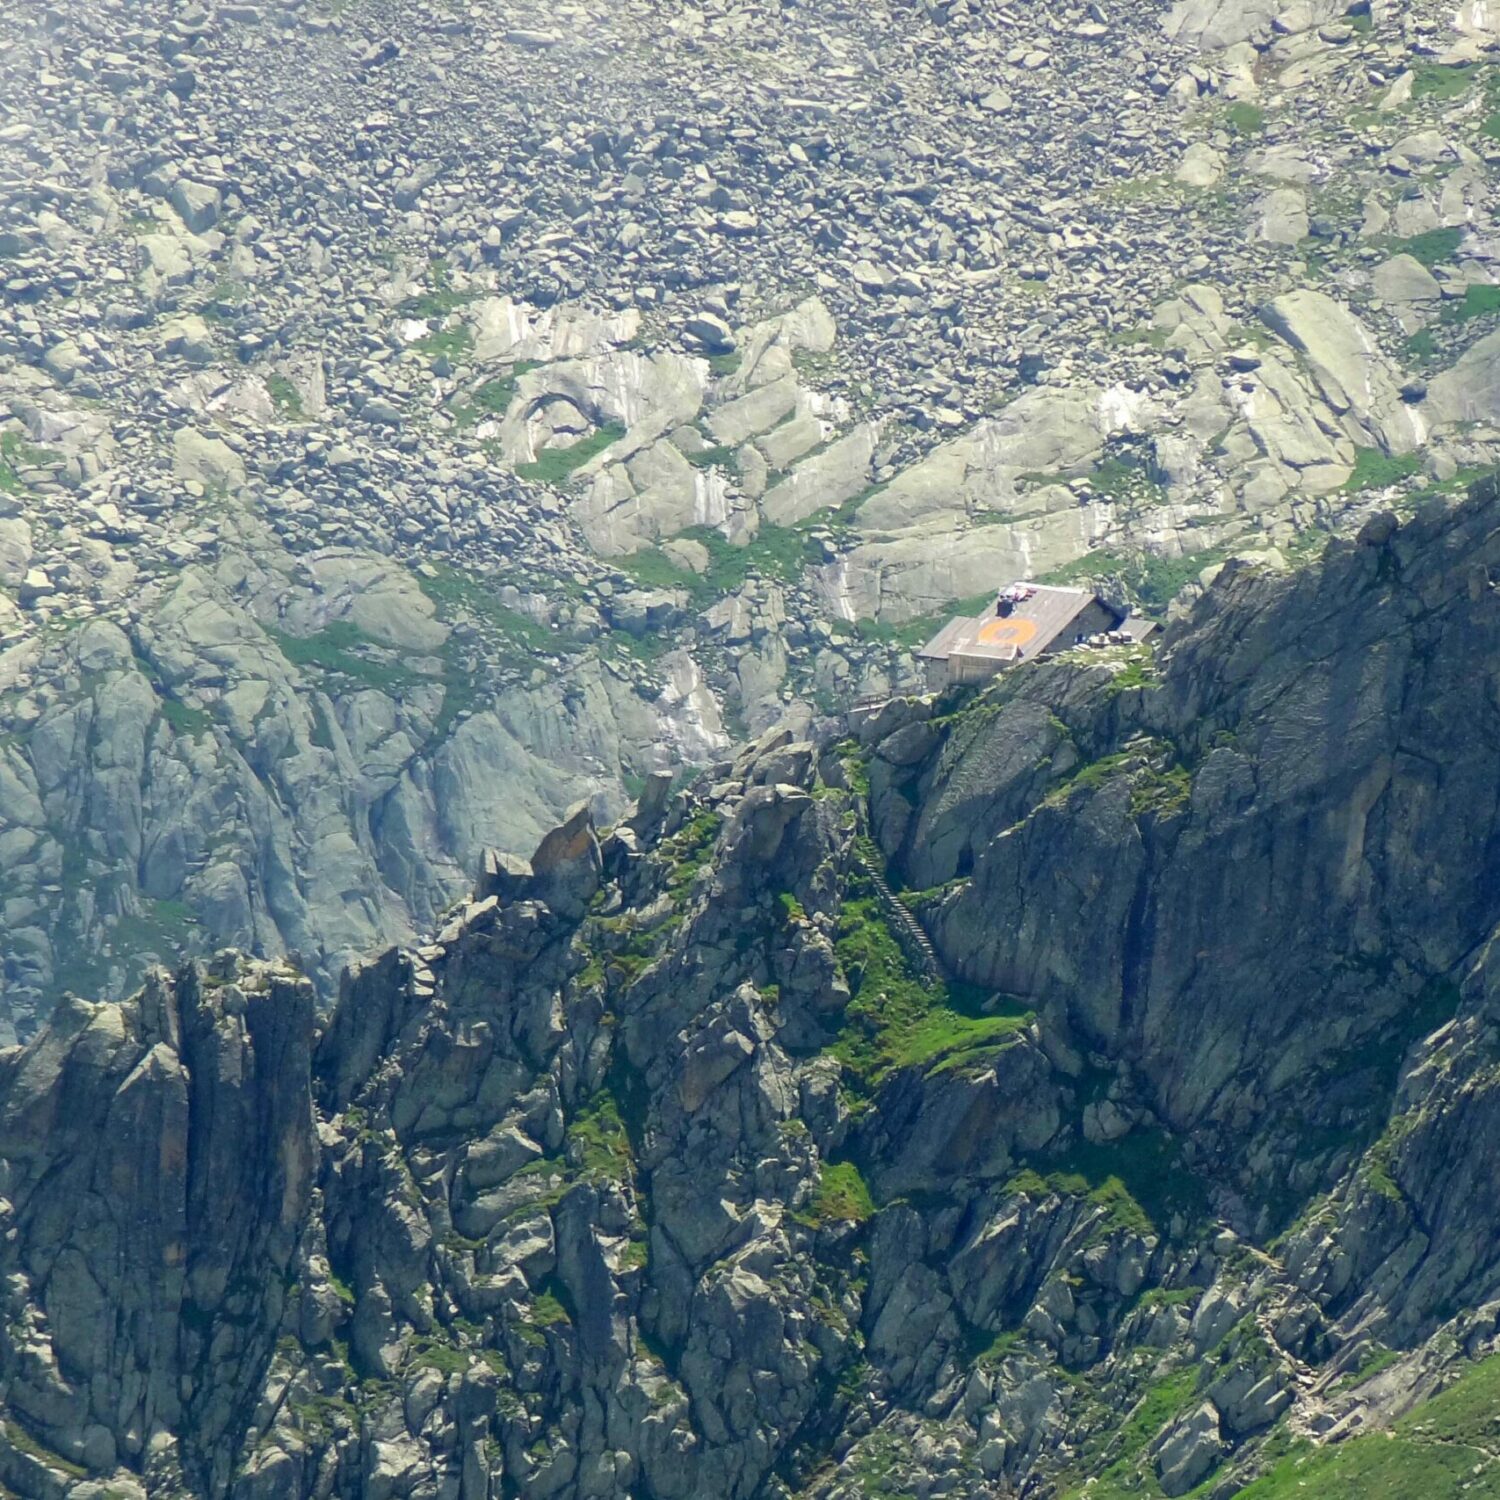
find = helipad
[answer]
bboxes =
[917,582,1156,687]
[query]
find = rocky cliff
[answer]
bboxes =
[1,484,1499,1499]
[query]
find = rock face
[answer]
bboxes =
[879,492,1500,1190]
[0,521,711,1042]
[1164,0,1340,51]
[0,955,316,1495]
[3,488,1500,1499]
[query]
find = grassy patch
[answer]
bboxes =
[1130,763,1191,817]
[1406,328,1439,365]
[687,443,741,475]
[661,809,722,905]
[1234,1354,1500,1498]
[4,1423,88,1480]
[1105,326,1169,351]
[1411,63,1475,102]
[101,903,202,977]
[1227,102,1266,135]
[566,1089,633,1182]
[1008,1166,1152,1240]
[589,919,664,984]
[450,362,539,429]
[528,1288,572,1329]
[601,629,679,667]
[1013,1128,1210,1241]
[0,430,59,492]
[1105,647,1158,695]
[1124,551,1227,608]
[266,374,304,417]
[305,696,337,752]
[412,324,475,362]
[1040,747,1124,809]
[271,620,422,695]
[200,278,250,318]
[517,422,626,485]
[804,481,887,533]
[1392,225,1463,268]
[413,1338,473,1375]
[799,1160,876,1227]
[792,347,837,380]
[615,522,813,606]
[831,870,1031,1094]
[399,258,476,319]
[1084,454,1167,508]
[1059,1367,1202,1498]
[691,522,810,596]
[1100,173,1177,204]
[417,562,582,658]
[1405,466,1496,508]
[972,1329,1025,1366]
[777,890,807,924]
[1136,1287,1201,1312]
[289,1391,360,1435]
[708,350,743,377]
[160,698,213,737]
[615,547,697,593]
[1440,284,1500,324]
[1342,446,1423,493]
[1335,1344,1400,1392]
[1360,1110,1419,1203]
